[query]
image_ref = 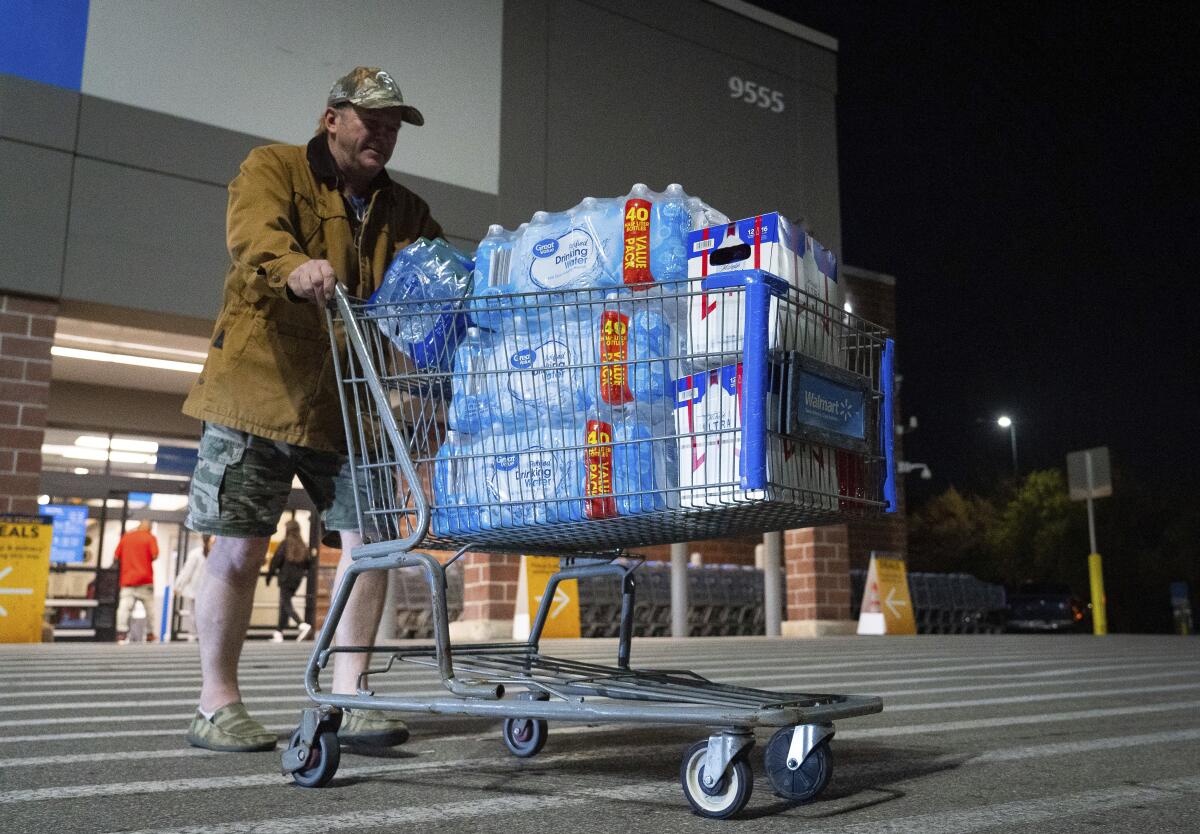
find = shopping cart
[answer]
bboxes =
[282,270,896,818]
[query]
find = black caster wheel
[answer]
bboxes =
[502,717,548,758]
[679,740,753,819]
[286,727,341,788]
[763,727,832,803]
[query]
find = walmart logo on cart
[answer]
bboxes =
[804,390,855,422]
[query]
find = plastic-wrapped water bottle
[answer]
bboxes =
[507,184,728,296]
[484,429,584,528]
[467,223,525,332]
[370,237,473,370]
[433,432,486,536]
[493,319,594,433]
[647,184,694,284]
[628,307,674,402]
[448,326,500,436]
[587,290,678,409]
[582,409,676,518]
[510,202,622,296]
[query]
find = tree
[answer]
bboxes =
[908,468,1195,632]
[908,486,1000,579]
[987,469,1089,591]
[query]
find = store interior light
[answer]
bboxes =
[41,443,157,466]
[56,333,207,361]
[75,435,160,453]
[50,345,203,374]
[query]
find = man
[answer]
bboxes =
[114,519,159,644]
[182,67,442,752]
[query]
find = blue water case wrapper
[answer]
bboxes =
[369,237,474,371]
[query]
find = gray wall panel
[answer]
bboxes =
[48,381,196,438]
[0,140,72,298]
[582,0,837,92]
[62,158,228,320]
[390,170,499,246]
[0,73,79,151]
[793,87,841,250]
[76,96,262,186]
[545,0,830,227]
[498,0,550,227]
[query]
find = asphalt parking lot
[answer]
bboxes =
[2,634,1199,832]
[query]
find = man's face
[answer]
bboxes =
[326,105,403,181]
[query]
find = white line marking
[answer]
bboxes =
[5,678,1196,726]
[881,681,1200,711]
[0,745,635,805]
[6,657,1197,699]
[801,774,1200,834]
[840,699,1200,739]
[6,723,1200,776]
[103,780,672,834]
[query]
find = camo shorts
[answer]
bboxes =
[186,422,362,540]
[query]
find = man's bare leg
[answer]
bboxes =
[196,535,269,713]
[330,531,388,695]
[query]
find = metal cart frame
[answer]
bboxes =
[282,271,894,818]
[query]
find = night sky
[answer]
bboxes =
[754,2,1199,505]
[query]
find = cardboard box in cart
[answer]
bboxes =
[686,212,844,368]
[674,363,839,510]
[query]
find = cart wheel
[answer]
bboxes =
[679,740,753,819]
[287,727,340,788]
[763,728,832,803]
[502,717,548,758]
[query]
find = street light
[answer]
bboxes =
[997,415,1018,474]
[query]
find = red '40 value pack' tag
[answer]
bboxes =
[598,310,634,405]
[585,419,617,519]
[623,198,652,287]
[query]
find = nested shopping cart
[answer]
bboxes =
[282,269,897,819]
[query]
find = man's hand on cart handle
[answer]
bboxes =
[287,259,338,309]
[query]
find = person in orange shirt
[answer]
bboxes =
[114,519,159,644]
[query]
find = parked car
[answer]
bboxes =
[1005,582,1090,633]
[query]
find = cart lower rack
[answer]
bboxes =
[283,272,894,819]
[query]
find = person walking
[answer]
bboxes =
[182,66,441,752]
[174,534,211,641]
[266,520,314,642]
[114,520,159,644]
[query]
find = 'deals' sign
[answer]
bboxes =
[0,514,53,643]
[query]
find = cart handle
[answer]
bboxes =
[327,283,431,553]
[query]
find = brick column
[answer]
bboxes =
[781,524,856,637]
[0,294,57,515]
[449,552,520,641]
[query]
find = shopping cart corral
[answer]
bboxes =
[282,271,896,818]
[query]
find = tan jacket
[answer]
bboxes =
[183,136,443,451]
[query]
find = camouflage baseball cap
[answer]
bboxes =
[327,67,424,126]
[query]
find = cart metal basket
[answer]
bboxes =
[283,270,895,818]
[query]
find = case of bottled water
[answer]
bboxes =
[685,213,844,369]
[474,184,726,297]
[434,185,739,529]
[673,363,841,511]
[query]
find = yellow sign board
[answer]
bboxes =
[856,553,916,635]
[513,555,581,639]
[0,514,53,643]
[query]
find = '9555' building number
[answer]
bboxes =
[728,76,785,113]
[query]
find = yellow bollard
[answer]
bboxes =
[1088,553,1108,635]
